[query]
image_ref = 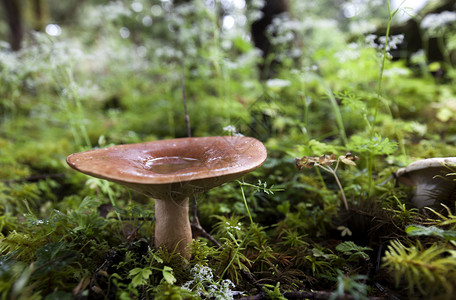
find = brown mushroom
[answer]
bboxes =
[66,136,267,259]
[395,157,456,209]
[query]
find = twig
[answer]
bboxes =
[240,268,262,290]
[192,195,199,225]
[191,222,222,248]
[374,282,402,300]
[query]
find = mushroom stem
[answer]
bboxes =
[154,197,192,260]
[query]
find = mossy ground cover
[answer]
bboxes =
[2,1,456,299]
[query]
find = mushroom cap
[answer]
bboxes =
[67,136,267,201]
[396,157,456,209]
[396,157,456,178]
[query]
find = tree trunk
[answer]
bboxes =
[251,0,290,79]
[1,0,23,51]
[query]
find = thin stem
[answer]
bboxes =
[239,180,254,225]
[317,163,349,211]
[315,167,328,190]
[334,158,341,173]
[312,74,347,145]
[371,0,391,138]
[331,169,349,211]
[219,228,249,281]
[368,0,393,195]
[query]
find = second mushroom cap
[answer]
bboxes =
[396,157,456,209]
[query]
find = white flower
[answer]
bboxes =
[223,125,237,134]
[266,78,291,89]
[190,264,213,282]
[365,34,404,53]
[383,67,411,77]
[349,20,376,35]
[365,34,377,48]
[334,48,360,63]
[223,125,244,136]
[225,222,242,236]
[207,279,235,300]
[379,34,404,51]
[181,280,194,291]
[421,11,456,31]
[181,264,235,299]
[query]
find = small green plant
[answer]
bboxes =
[237,179,283,224]
[128,265,176,288]
[212,216,251,284]
[295,153,359,210]
[263,282,287,300]
[330,270,369,300]
[384,195,419,227]
[335,241,372,262]
[382,240,456,297]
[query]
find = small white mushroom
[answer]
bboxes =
[395,157,456,209]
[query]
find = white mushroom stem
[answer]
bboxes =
[154,197,192,260]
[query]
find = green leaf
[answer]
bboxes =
[129,268,152,287]
[347,134,397,155]
[406,225,456,241]
[277,201,290,214]
[338,90,367,113]
[162,266,176,285]
[336,241,372,253]
[336,241,372,259]
[151,252,164,264]
[128,268,143,277]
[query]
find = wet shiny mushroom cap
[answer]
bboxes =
[396,157,456,209]
[66,136,267,201]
